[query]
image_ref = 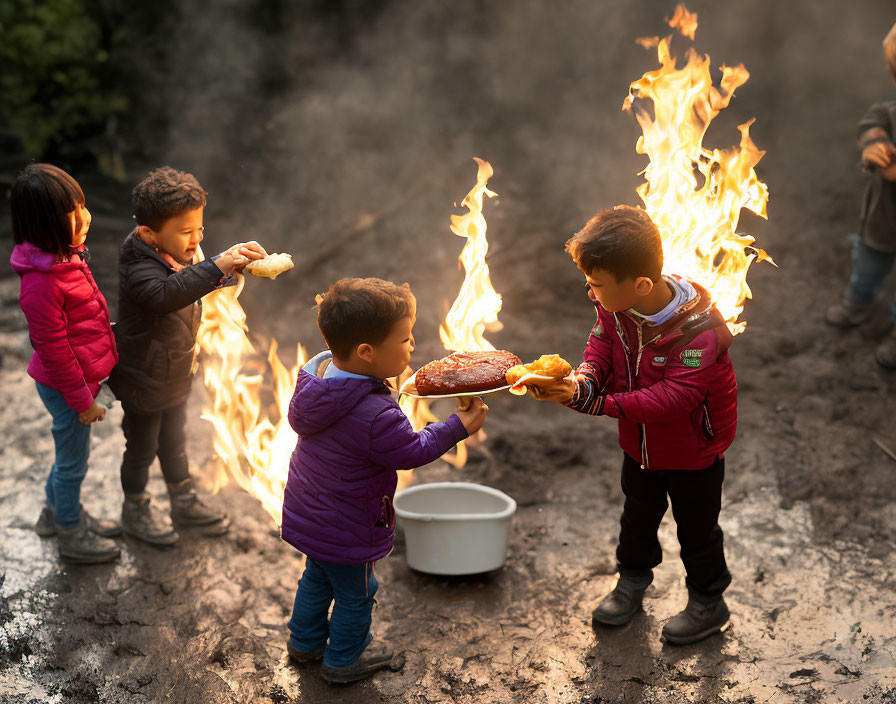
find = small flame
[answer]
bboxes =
[195,255,306,525]
[625,4,771,334]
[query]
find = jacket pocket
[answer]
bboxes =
[371,495,395,539]
[690,401,715,444]
[166,345,195,382]
[144,339,169,381]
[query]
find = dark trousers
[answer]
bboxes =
[120,401,191,494]
[616,453,731,598]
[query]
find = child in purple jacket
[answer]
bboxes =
[280,277,487,684]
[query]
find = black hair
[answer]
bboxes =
[565,205,663,282]
[11,164,85,257]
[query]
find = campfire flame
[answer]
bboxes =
[195,257,306,525]
[397,157,502,471]
[626,4,771,334]
[440,157,502,352]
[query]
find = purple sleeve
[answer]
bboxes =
[366,406,469,470]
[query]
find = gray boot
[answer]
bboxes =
[661,589,730,645]
[592,570,653,627]
[122,493,179,546]
[825,299,872,328]
[167,478,229,534]
[35,505,121,538]
[56,514,120,564]
[320,640,395,684]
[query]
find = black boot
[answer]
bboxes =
[320,641,395,684]
[122,493,179,546]
[592,570,653,627]
[661,589,730,645]
[167,478,229,535]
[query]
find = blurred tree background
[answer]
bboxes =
[0,0,181,176]
[0,0,385,180]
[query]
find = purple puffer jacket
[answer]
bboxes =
[281,353,469,564]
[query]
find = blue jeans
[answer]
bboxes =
[35,381,91,528]
[845,234,896,322]
[287,558,378,668]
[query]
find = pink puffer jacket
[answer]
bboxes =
[10,242,118,413]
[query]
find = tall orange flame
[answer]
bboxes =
[195,259,306,525]
[626,4,772,334]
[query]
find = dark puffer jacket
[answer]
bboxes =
[108,230,228,413]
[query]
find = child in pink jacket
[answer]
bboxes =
[10,164,122,564]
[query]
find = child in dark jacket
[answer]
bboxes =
[826,22,896,367]
[109,167,265,545]
[280,277,488,684]
[527,206,736,645]
[9,164,122,564]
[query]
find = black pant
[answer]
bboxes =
[120,402,191,494]
[616,453,731,598]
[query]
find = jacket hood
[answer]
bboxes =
[10,241,81,275]
[288,351,387,436]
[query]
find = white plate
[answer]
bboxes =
[398,369,511,400]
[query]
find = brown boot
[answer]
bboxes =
[876,329,896,369]
[167,478,229,534]
[122,493,179,546]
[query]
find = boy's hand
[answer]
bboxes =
[78,401,106,425]
[862,141,896,170]
[529,377,577,404]
[457,397,488,436]
[218,241,268,274]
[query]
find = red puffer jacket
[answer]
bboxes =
[567,279,737,470]
[11,241,118,413]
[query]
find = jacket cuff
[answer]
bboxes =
[198,258,230,286]
[445,414,470,444]
[601,395,622,419]
[64,385,96,414]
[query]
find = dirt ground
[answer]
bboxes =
[2,1,896,702]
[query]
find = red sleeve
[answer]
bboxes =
[19,274,94,413]
[602,329,718,423]
[581,305,614,387]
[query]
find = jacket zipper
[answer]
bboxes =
[617,315,652,470]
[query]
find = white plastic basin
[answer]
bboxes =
[393,482,517,575]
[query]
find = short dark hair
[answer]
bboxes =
[317,278,416,359]
[132,167,207,230]
[565,206,663,282]
[11,164,85,257]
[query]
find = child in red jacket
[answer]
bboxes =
[529,206,736,645]
[9,164,122,565]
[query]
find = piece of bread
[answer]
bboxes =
[415,350,521,396]
[245,253,294,279]
[505,354,573,387]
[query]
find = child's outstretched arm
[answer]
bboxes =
[532,308,614,408]
[366,400,484,470]
[124,243,259,314]
[125,258,229,314]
